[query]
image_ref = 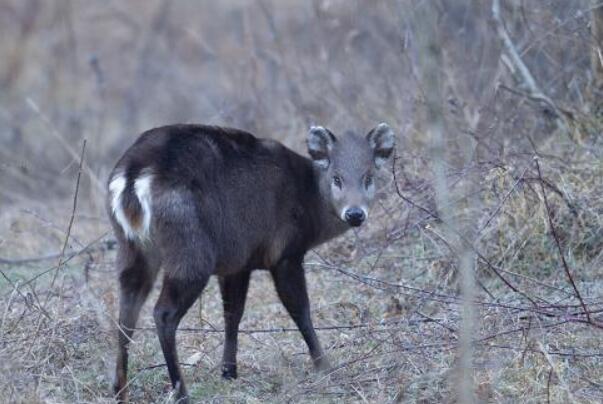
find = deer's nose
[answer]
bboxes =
[344,207,366,227]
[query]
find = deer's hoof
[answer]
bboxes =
[173,381,189,404]
[113,381,128,403]
[314,357,332,373]
[221,364,238,380]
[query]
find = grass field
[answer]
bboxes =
[1,1,603,403]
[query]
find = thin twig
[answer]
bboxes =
[26,99,102,190]
[533,157,594,326]
[2,232,110,297]
[491,0,569,134]
[0,270,50,319]
[133,321,417,335]
[48,139,87,292]
[0,237,112,266]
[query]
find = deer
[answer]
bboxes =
[108,123,395,402]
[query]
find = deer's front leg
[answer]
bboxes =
[270,258,330,371]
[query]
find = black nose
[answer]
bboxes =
[344,207,366,227]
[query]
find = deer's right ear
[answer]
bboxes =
[307,126,336,169]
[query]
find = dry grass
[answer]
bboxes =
[1,1,603,403]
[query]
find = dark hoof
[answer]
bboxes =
[113,382,127,403]
[315,357,332,373]
[221,364,238,380]
[174,396,190,404]
[173,381,189,404]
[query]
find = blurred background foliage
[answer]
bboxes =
[1,1,603,402]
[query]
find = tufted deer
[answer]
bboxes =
[108,123,394,402]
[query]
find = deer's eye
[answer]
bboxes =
[364,175,373,188]
[333,176,343,188]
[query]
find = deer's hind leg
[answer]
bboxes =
[113,242,160,402]
[152,218,216,403]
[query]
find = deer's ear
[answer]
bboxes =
[307,126,336,169]
[366,123,395,169]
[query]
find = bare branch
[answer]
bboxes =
[534,157,598,327]
[491,0,569,133]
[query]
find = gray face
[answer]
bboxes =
[307,123,395,227]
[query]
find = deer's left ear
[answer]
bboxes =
[366,123,395,169]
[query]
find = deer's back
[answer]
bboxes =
[107,125,319,275]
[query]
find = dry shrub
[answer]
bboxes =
[1,1,603,403]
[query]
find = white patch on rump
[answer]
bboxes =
[109,172,154,241]
[134,174,153,240]
[109,174,134,239]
